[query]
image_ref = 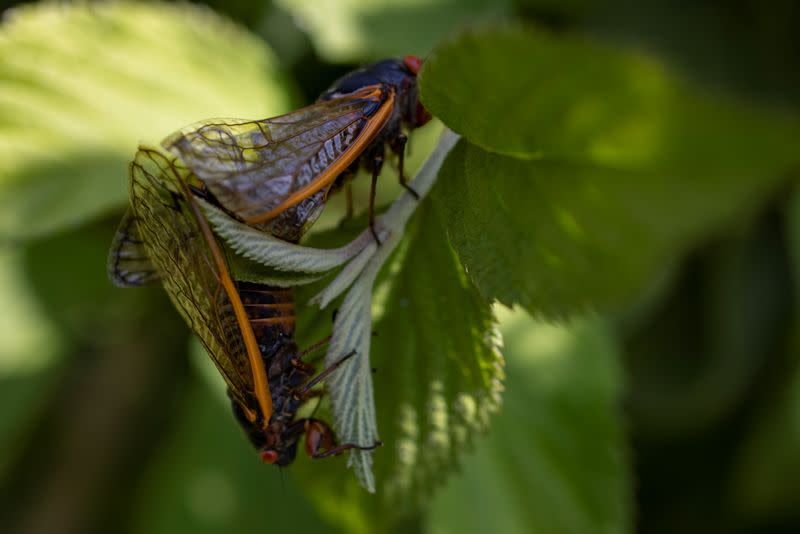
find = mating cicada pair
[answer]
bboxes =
[107,57,431,466]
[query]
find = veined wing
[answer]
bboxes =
[162,85,395,229]
[107,208,159,287]
[129,148,272,424]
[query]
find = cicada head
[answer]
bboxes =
[320,56,432,130]
[259,442,300,467]
[401,55,432,129]
[231,396,302,467]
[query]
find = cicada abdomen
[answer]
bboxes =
[233,282,380,466]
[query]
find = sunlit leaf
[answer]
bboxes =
[0,2,292,240]
[429,309,631,534]
[276,0,510,63]
[424,28,800,317]
[290,199,503,532]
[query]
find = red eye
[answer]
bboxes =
[403,55,424,75]
[260,450,279,464]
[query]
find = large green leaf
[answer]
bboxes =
[289,199,503,532]
[0,2,292,241]
[426,28,800,316]
[429,309,631,534]
[276,0,510,63]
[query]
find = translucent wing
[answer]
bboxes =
[129,148,272,421]
[162,85,395,236]
[107,209,159,287]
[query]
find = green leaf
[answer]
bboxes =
[429,309,631,534]
[290,199,504,532]
[130,373,332,534]
[433,132,799,316]
[0,2,292,241]
[425,28,800,316]
[276,0,510,63]
[420,26,800,163]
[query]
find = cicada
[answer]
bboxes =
[163,56,432,242]
[108,148,378,465]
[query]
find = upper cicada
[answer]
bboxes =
[163,56,431,242]
[108,148,378,465]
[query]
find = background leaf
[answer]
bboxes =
[727,188,800,523]
[0,2,292,241]
[728,328,800,524]
[130,369,332,534]
[429,309,631,534]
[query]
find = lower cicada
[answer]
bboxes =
[163,56,431,242]
[108,148,379,465]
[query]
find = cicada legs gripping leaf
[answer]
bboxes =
[107,148,380,466]
[163,56,432,243]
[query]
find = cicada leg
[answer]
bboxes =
[391,133,419,199]
[297,335,332,361]
[333,164,357,227]
[367,149,384,245]
[303,419,382,459]
[345,182,354,219]
[292,350,356,400]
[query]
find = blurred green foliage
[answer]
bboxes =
[1,1,800,534]
[430,311,629,534]
[275,0,510,63]
[0,1,293,240]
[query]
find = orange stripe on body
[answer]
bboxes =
[180,180,274,427]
